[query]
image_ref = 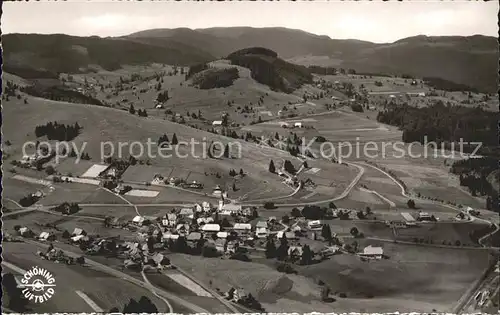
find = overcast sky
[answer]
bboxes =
[3,1,498,43]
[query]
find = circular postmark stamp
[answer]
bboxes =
[19,266,56,303]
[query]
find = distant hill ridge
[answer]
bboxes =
[3,28,498,92]
[2,33,215,78]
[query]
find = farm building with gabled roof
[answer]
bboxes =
[201,223,221,232]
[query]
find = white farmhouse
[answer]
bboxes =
[307,220,322,230]
[233,223,252,232]
[201,224,221,233]
[132,215,145,226]
[256,227,268,239]
[360,245,384,259]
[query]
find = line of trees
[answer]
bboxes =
[191,67,240,89]
[53,202,81,215]
[451,157,499,211]
[128,104,148,117]
[376,102,498,146]
[423,77,479,93]
[2,273,30,312]
[157,133,178,146]
[156,90,169,103]
[35,121,82,141]
[21,85,104,106]
[186,63,209,80]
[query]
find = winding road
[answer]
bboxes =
[4,108,498,313]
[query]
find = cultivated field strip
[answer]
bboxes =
[165,273,213,297]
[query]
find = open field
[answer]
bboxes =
[147,273,231,313]
[317,74,497,111]
[298,241,490,312]
[120,163,290,201]
[168,253,328,313]
[121,187,212,205]
[50,159,96,177]
[244,106,486,209]
[169,242,490,313]
[366,155,486,209]
[3,211,67,232]
[40,182,118,205]
[125,189,159,198]
[4,66,483,211]
[2,176,49,202]
[80,188,130,205]
[2,199,22,211]
[78,205,138,219]
[240,110,402,160]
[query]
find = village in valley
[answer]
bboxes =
[2,2,500,314]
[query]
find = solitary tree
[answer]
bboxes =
[62,230,70,239]
[301,244,313,265]
[320,285,331,302]
[276,236,289,261]
[350,227,359,237]
[291,207,302,218]
[269,160,276,173]
[407,199,416,209]
[171,133,178,145]
[321,224,332,241]
[265,238,277,259]
[283,160,296,174]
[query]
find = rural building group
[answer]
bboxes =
[10,197,393,284]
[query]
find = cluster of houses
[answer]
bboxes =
[12,196,388,272]
[122,242,172,271]
[15,226,89,243]
[122,200,388,262]
[279,121,305,129]
[152,174,203,190]
[127,200,277,252]
[17,154,42,167]
[37,247,76,264]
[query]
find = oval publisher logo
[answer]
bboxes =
[19,266,56,303]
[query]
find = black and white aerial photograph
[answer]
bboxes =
[1,1,499,314]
